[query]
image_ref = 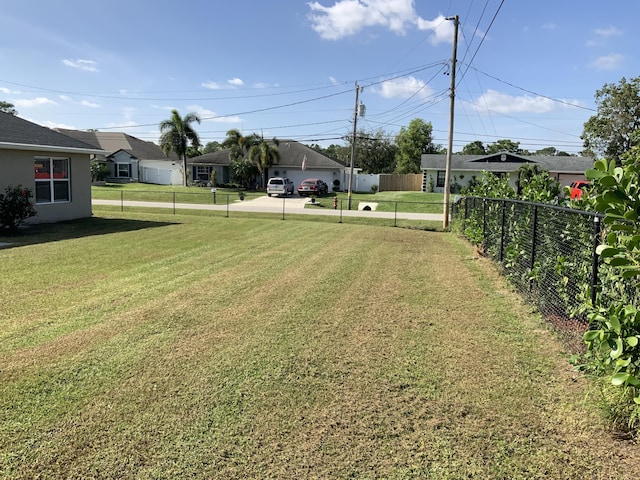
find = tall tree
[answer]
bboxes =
[202,141,223,154]
[248,137,280,189]
[324,143,351,163]
[0,101,17,115]
[223,129,260,161]
[395,118,435,174]
[486,139,522,154]
[534,146,558,156]
[159,109,201,186]
[582,76,640,164]
[354,128,397,174]
[459,141,486,155]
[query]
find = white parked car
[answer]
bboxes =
[267,177,295,197]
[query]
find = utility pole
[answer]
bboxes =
[348,82,362,210]
[443,15,459,230]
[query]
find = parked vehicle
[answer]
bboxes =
[297,178,329,196]
[569,180,590,200]
[266,177,295,196]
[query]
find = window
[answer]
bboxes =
[117,163,131,178]
[35,157,70,204]
[436,170,446,188]
[196,165,211,181]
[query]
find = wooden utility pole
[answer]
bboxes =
[443,15,459,229]
[348,82,361,210]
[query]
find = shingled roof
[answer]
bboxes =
[193,140,346,168]
[0,112,103,153]
[56,129,176,160]
[421,152,595,174]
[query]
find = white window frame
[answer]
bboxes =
[196,165,211,181]
[117,163,131,178]
[34,157,71,204]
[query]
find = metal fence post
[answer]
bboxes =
[339,199,343,224]
[226,194,229,218]
[529,205,539,293]
[482,198,488,251]
[394,201,398,227]
[591,215,602,307]
[120,191,124,212]
[173,192,176,215]
[499,199,506,262]
[282,197,286,221]
[463,197,468,232]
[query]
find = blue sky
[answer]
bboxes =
[1,0,638,155]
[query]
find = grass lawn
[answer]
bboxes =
[1,212,638,479]
[92,184,446,214]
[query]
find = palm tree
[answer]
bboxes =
[248,137,280,189]
[223,129,261,161]
[159,109,201,186]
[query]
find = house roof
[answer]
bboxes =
[0,112,104,154]
[191,140,347,169]
[55,129,176,161]
[421,152,595,174]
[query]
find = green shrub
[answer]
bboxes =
[583,151,640,432]
[0,185,37,231]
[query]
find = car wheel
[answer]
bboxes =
[267,193,272,197]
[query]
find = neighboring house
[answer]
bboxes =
[56,129,181,185]
[421,151,596,193]
[0,112,104,224]
[191,140,349,191]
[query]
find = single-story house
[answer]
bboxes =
[190,140,349,191]
[421,151,596,193]
[0,112,105,224]
[56,129,181,185]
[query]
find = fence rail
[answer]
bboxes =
[91,190,444,228]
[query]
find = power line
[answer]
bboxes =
[461,64,596,112]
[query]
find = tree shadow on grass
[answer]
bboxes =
[0,216,177,249]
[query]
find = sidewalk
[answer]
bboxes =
[92,197,444,221]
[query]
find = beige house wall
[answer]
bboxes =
[0,148,92,224]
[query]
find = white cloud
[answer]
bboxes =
[471,90,582,114]
[186,104,242,123]
[13,97,57,108]
[307,0,449,42]
[595,26,622,37]
[62,58,98,72]
[415,15,454,45]
[590,53,624,71]
[107,120,139,129]
[81,100,100,108]
[202,81,223,90]
[38,119,76,130]
[542,23,556,30]
[228,77,244,86]
[0,86,21,95]
[375,76,433,99]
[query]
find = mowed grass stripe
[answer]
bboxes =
[1,213,639,479]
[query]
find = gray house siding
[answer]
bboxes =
[1,148,93,224]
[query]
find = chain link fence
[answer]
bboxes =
[453,196,606,352]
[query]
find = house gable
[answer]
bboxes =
[469,152,534,164]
